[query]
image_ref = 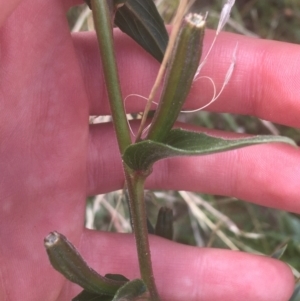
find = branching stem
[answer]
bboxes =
[91,1,160,299]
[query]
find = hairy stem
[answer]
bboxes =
[125,170,160,301]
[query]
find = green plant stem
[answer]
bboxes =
[125,170,160,301]
[91,1,160,299]
[91,0,131,154]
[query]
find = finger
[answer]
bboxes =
[57,230,294,301]
[88,122,300,213]
[73,30,300,128]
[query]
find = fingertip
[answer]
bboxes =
[79,231,294,301]
[156,245,294,301]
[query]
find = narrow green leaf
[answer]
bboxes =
[114,0,168,62]
[270,243,288,259]
[155,207,173,240]
[72,290,112,301]
[112,279,148,301]
[123,128,296,171]
[289,283,300,301]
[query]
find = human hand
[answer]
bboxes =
[0,1,299,301]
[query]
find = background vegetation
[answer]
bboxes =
[67,0,300,281]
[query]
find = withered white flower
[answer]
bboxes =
[217,0,236,34]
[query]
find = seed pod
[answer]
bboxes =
[146,14,206,142]
[44,231,126,296]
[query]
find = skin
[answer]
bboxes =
[0,0,299,300]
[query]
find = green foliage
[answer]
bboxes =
[85,0,168,63]
[114,0,169,62]
[123,128,295,171]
